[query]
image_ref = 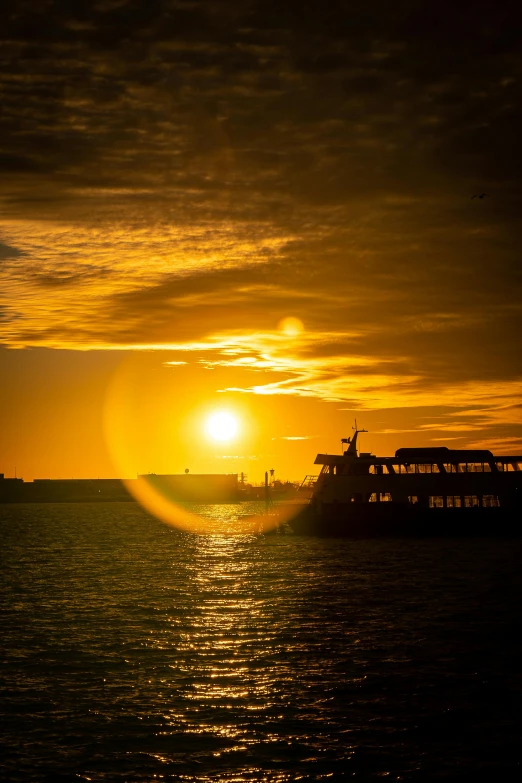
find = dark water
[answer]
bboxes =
[1,503,521,782]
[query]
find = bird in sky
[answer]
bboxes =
[471,193,489,199]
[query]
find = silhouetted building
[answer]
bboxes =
[0,474,24,502]
[137,473,238,503]
[0,473,238,503]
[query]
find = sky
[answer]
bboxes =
[1,0,522,482]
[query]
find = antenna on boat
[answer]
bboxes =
[345,419,368,456]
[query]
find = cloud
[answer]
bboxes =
[272,435,317,441]
[1,0,522,450]
[0,242,23,260]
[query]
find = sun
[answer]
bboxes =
[206,411,238,442]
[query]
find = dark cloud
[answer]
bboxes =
[0,242,24,260]
[2,0,521,202]
[32,264,115,286]
[0,0,521,432]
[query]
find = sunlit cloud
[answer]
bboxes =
[214,455,259,460]
[430,436,466,442]
[278,436,315,441]
[467,436,522,453]
[1,0,522,460]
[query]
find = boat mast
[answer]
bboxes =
[345,419,367,456]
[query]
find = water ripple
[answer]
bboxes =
[1,503,522,781]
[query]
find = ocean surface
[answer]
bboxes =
[1,503,521,782]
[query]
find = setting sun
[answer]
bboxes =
[205,411,238,442]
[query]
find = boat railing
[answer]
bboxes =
[299,474,318,490]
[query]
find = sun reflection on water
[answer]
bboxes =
[133,527,356,779]
[3,505,514,780]
[150,534,284,756]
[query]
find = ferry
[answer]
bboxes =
[288,424,522,536]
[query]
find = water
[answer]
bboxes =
[1,503,521,781]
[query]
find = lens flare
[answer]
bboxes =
[103,355,301,535]
[278,316,304,337]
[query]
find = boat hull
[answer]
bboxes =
[286,502,521,537]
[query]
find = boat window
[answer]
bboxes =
[460,495,481,507]
[368,491,392,502]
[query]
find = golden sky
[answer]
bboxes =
[1,0,522,481]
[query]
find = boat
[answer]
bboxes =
[287,423,522,536]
